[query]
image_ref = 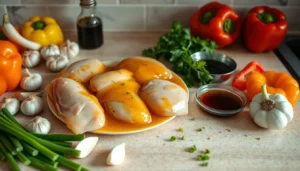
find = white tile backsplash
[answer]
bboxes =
[6,5,48,26]
[176,0,232,5]
[120,0,174,4]
[0,0,298,32]
[146,6,198,30]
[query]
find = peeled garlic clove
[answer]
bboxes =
[25,116,51,134]
[22,50,41,68]
[20,95,43,116]
[20,68,43,91]
[41,44,60,60]
[75,137,99,158]
[61,40,79,59]
[106,143,125,166]
[46,54,69,72]
[0,97,20,115]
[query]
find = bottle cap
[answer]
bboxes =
[80,0,96,7]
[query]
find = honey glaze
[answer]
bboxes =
[200,90,242,111]
[93,111,174,133]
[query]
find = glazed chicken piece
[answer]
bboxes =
[90,69,134,92]
[115,57,173,85]
[56,58,106,84]
[139,79,189,116]
[46,77,105,134]
[89,68,151,124]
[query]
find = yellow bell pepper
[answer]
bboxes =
[22,16,64,46]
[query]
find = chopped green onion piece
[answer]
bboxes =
[190,118,195,120]
[169,136,176,142]
[0,134,17,155]
[0,141,20,171]
[188,145,197,153]
[181,136,185,140]
[197,128,202,132]
[27,156,58,171]
[8,135,23,152]
[201,162,209,167]
[35,154,59,168]
[57,156,82,171]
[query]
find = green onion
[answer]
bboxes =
[23,143,39,156]
[16,152,31,165]
[181,136,185,140]
[0,141,20,171]
[169,136,176,142]
[8,135,23,152]
[36,154,59,168]
[0,147,5,160]
[81,167,90,171]
[27,156,58,171]
[57,156,82,171]
[49,141,72,147]
[1,108,23,128]
[32,133,85,142]
[0,134,17,155]
[203,149,210,154]
[188,145,197,153]
[0,117,58,161]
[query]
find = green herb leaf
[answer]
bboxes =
[178,128,184,133]
[169,136,176,142]
[188,145,197,153]
[142,21,217,87]
[197,154,210,161]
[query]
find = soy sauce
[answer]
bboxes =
[203,60,232,74]
[200,90,242,110]
[77,16,103,49]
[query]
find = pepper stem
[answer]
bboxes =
[200,9,217,24]
[223,19,235,34]
[257,12,275,24]
[260,84,275,111]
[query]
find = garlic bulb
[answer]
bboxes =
[20,68,43,91]
[25,116,51,134]
[20,95,43,116]
[22,50,41,68]
[0,97,20,115]
[46,54,69,72]
[41,44,60,60]
[61,40,79,58]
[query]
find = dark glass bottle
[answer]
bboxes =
[77,0,103,49]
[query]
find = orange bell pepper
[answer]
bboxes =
[0,40,22,95]
[246,71,299,107]
[0,26,24,53]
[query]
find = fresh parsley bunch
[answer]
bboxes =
[142,21,217,87]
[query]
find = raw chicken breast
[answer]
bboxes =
[90,69,134,92]
[115,57,173,85]
[139,79,188,116]
[56,58,105,84]
[46,77,105,134]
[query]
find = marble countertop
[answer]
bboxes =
[1,32,299,171]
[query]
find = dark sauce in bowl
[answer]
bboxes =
[203,60,232,74]
[200,90,242,111]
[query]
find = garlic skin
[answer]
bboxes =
[106,143,126,166]
[20,68,43,91]
[25,116,51,134]
[22,50,41,68]
[0,97,20,115]
[61,40,79,59]
[46,54,69,72]
[41,44,60,60]
[20,95,43,116]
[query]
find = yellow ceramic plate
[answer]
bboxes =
[47,60,188,135]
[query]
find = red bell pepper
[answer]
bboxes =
[243,6,288,53]
[190,1,241,48]
[232,61,265,91]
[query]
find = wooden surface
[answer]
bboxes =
[0,32,299,171]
